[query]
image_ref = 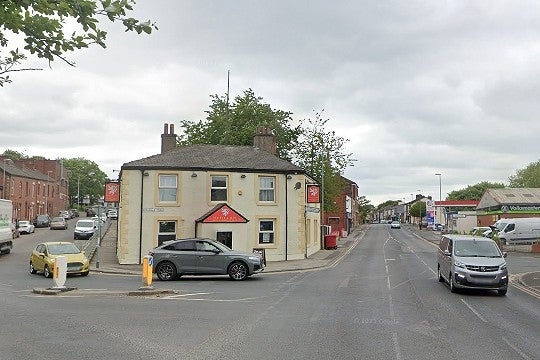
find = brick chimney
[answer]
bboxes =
[161,123,177,154]
[253,127,277,155]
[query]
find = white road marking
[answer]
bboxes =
[460,299,487,323]
[502,337,532,360]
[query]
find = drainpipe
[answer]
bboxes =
[138,169,145,265]
[285,174,289,261]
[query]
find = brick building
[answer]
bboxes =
[0,158,69,221]
[323,176,359,235]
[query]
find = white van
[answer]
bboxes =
[498,218,540,244]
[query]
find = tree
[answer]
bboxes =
[509,159,540,188]
[0,0,157,86]
[291,110,356,211]
[178,88,302,161]
[62,157,107,206]
[409,201,426,219]
[358,196,375,223]
[447,181,506,201]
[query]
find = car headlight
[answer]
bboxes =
[248,256,260,262]
[454,259,467,269]
[500,263,507,270]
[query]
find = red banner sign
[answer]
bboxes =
[306,185,320,203]
[104,182,120,202]
[204,205,247,223]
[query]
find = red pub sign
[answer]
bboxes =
[203,204,248,223]
[104,182,120,202]
[306,184,320,203]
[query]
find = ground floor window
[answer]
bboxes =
[158,221,176,246]
[216,231,232,248]
[258,219,275,244]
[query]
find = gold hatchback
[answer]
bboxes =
[29,242,90,278]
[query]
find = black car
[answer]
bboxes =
[150,238,264,281]
[33,214,51,228]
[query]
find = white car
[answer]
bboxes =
[390,221,401,229]
[18,220,35,234]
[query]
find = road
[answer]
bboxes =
[0,223,538,360]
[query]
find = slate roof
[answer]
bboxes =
[122,144,305,174]
[477,188,540,210]
[0,163,49,181]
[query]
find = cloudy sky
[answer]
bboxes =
[2,1,540,205]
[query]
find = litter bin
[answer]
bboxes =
[324,234,338,249]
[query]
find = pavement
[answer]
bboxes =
[88,222,540,298]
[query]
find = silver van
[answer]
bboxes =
[437,234,508,296]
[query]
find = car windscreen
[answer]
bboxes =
[454,240,501,257]
[47,244,81,255]
[77,221,94,228]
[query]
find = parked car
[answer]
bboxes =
[29,242,90,277]
[18,220,35,234]
[390,221,401,229]
[470,226,491,237]
[59,210,71,221]
[85,207,96,217]
[33,214,51,228]
[107,209,118,220]
[150,238,265,281]
[437,234,508,296]
[50,217,68,230]
[10,222,19,239]
[73,219,96,240]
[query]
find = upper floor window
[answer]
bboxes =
[259,176,275,202]
[159,175,177,202]
[211,175,228,202]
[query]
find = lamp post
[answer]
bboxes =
[77,176,80,208]
[2,158,13,199]
[435,173,442,201]
[45,171,52,215]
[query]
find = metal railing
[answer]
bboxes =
[81,218,112,260]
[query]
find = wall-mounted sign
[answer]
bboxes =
[197,203,249,223]
[307,185,320,203]
[104,182,120,202]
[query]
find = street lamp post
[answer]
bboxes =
[435,173,442,201]
[2,158,13,199]
[77,176,80,208]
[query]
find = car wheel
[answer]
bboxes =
[498,288,507,296]
[228,261,248,281]
[156,261,177,281]
[437,266,444,282]
[29,262,37,274]
[449,273,457,293]
[43,265,52,278]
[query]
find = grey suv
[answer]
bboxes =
[150,238,264,281]
[437,234,508,296]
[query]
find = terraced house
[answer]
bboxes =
[116,124,322,264]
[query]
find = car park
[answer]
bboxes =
[437,234,508,296]
[18,220,35,234]
[29,242,89,277]
[390,221,401,229]
[50,216,68,230]
[33,214,51,228]
[73,219,97,240]
[150,238,265,281]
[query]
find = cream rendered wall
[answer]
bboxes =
[118,169,321,264]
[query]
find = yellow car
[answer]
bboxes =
[29,242,90,278]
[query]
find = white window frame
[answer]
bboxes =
[157,220,177,245]
[211,175,228,202]
[158,174,177,202]
[258,219,275,244]
[259,176,275,202]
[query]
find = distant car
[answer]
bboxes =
[73,219,96,240]
[18,220,35,234]
[107,209,118,220]
[29,242,90,277]
[390,221,401,229]
[85,208,96,217]
[10,222,20,239]
[59,210,71,221]
[50,216,68,230]
[33,214,51,228]
[470,226,491,236]
[69,209,80,217]
[150,238,265,281]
